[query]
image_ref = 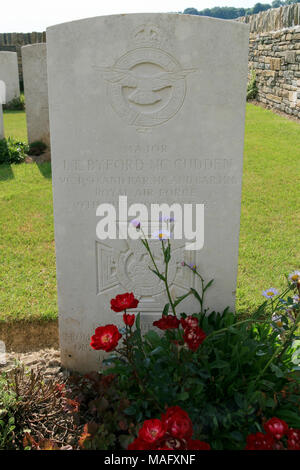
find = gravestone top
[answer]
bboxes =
[47,13,249,372]
[22,43,50,146]
[0,51,20,103]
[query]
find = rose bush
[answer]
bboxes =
[128,406,210,450]
[246,417,300,450]
[89,226,300,449]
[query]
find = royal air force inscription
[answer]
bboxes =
[60,153,236,210]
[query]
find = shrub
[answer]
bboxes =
[0,374,17,450]
[0,137,28,164]
[247,70,258,101]
[28,140,48,156]
[3,93,25,111]
[72,372,135,450]
[90,223,300,449]
[2,367,79,450]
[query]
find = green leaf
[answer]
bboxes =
[162,303,170,316]
[270,363,284,378]
[177,391,189,401]
[164,244,171,264]
[203,279,214,292]
[174,292,191,307]
[190,288,202,305]
[135,312,141,331]
[149,268,165,281]
[150,346,163,356]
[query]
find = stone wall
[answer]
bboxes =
[248,27,300,117]
[237,3,300,33]
[238,4,300,118]
[0,32,46,83]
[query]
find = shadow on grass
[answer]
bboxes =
[0,164,14,181]
[36,162,52,179]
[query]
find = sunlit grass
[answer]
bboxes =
[0,105,299,321]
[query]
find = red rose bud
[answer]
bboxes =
[153,315,180,330]
[123,313,135,327]
[161,406,193,440]
[263,417,289,440]
[180,316,199,329]
[287,428,300,450]
[183,326,206,351]
[245,432,275,450]
[110,292,139,312]
[90,324,122,352]
[138,419,166,444]
[187,439,211,450]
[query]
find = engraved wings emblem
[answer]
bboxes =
[94,66,195,105]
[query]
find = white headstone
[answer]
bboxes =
[0,52,20,103]
[22,44,50,146]
[47,14,249,372]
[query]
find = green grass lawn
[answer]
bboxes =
[3,110,28,142]
[0,105,299,322]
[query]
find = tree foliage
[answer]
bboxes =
[183,1,299,20]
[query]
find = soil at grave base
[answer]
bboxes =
[0,319,59,352]
[25,150,51,163]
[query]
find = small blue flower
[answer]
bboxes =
[152,230,171,240]
[288,271,300,283]
[262,287,279,299]
[130,219,140,229]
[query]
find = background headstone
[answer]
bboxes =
[0,80,5,139]
[47,14,249,372]
[22,44,50,146]
[0,104,3,139]
[0,51,20,103]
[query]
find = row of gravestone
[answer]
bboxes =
[0,45,49,145]
[1,14,250,372]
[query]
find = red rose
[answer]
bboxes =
[110,292,139,312]
[187,439,211,450]
[128,437,151,450]
[161,406,193,439]
[138,419,166,444]
[245,432,275,450]
[90,325,122,352]
[287,428,300,450]
[123,313,135,327]
[183,326,206,351]
[264,417,289,440]
[180,316,199,329]
[153,315,180,330]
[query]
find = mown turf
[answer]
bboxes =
[0,162,56,322]
[0,105,299,322]
[3,110,28,142]
[236,104,300,314]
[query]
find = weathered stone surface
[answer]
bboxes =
[285,50,296,64]
[47,14,249,372]
[247,25,300,118]
[238,3,300,33]
[0,51,20,103]
[0,32,46,81]
[270,57,281,70]
[22,44,50,146]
